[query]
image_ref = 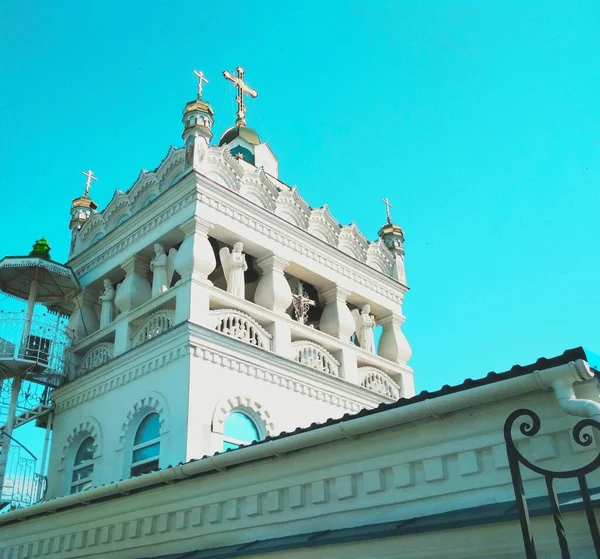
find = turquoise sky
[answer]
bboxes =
[0,0,598,407]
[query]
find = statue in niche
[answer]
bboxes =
[352,304,376,353]
[99,279,115,328]
[219,242,248,298]
[150,244,178,297]
[150,244,168,297]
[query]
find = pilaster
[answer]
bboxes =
[174,217,216,284]
[254,254,292,314]
[114,255,152,314]
[319,286,355,342]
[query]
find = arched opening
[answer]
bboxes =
[131,413,160,476]
[115,214,130,226]
[90,232,105,244]
[222,411,260,451]
[141,194,157,208]
[70,437,95,494]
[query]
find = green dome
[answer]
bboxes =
[219,126,261,147]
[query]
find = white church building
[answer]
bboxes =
[0,68,599,559]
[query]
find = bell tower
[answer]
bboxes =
[14,69,413,505]
[182,70,214,172]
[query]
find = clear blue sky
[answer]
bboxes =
[1,0,598,400]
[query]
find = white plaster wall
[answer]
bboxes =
[2,380,599,558]
[47,329,191,499]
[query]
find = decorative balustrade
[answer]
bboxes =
[131,310,175,348]
[0,311,72,382]
[77,343,114,377]
[292,340,340,377]
[211,309,272,350]
[358,366,401,399]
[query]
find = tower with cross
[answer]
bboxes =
[218,67,277,174]
[29,67,412,516]
[68,169,99,257]
[378,197,407,284]
[182,69,215,172]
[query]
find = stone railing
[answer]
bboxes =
[131,310,175,349]
[291,340,340,377]
[211,309,272,350]
[77,343,114,377]
[358,366,401,399]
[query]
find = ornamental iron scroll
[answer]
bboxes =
[131,310,175,348]
[358,367,401,399]
[292,340,340,377]
[77,342,114,377]
[504,409,600,558]
[211,309,272,350]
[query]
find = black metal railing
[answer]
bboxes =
[504,408,600,558]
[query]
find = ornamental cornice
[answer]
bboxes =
[52,327,191,412]
[69,180,196,279]
[51,322,383,416]
[195,177,407,304]
[188,323,382,412]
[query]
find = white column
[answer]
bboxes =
[66,289,100,340]
[173,216,216,284]
[319,286,355,342]
[254,255,292,314]
[114,255,152,314]
[378,312,412,365]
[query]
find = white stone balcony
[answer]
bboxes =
[67,278,411,400]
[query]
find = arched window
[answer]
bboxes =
[115,214,130,226]
[223,411,260,451]
[141,194,157,208]
[70,437,95,494]
[90,232,105,244]
[131,413,160,476]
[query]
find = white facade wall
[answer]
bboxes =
[2,375,598,558]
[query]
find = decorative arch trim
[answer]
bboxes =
[117,392,170,450]
[211,395,275,438]
[59,416,103,470]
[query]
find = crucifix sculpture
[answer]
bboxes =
[222,66,258,126]
[193,70,209,99]
[292,281,316,324]
[382,197,393,224]
[82,170,97,197]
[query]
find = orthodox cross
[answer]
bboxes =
[193,70,209,99]
[382,197,393,224]
[222,66,258,126]
[82,170,97,197]
[292,281,315,324]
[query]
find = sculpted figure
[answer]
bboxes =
[99,279,115,328]
[219,242,248,298]
[150,243,168,297]
[352,304,376,353]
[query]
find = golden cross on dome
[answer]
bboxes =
[222,66,258,126]
[382,198,393,224]
[193,70,209,99]
[82,169,97,197]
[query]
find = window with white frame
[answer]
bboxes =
[131,413,160,476]
[222,411,260,451]
[70,437,95,494]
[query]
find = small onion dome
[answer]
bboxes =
[219,126,261,147]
